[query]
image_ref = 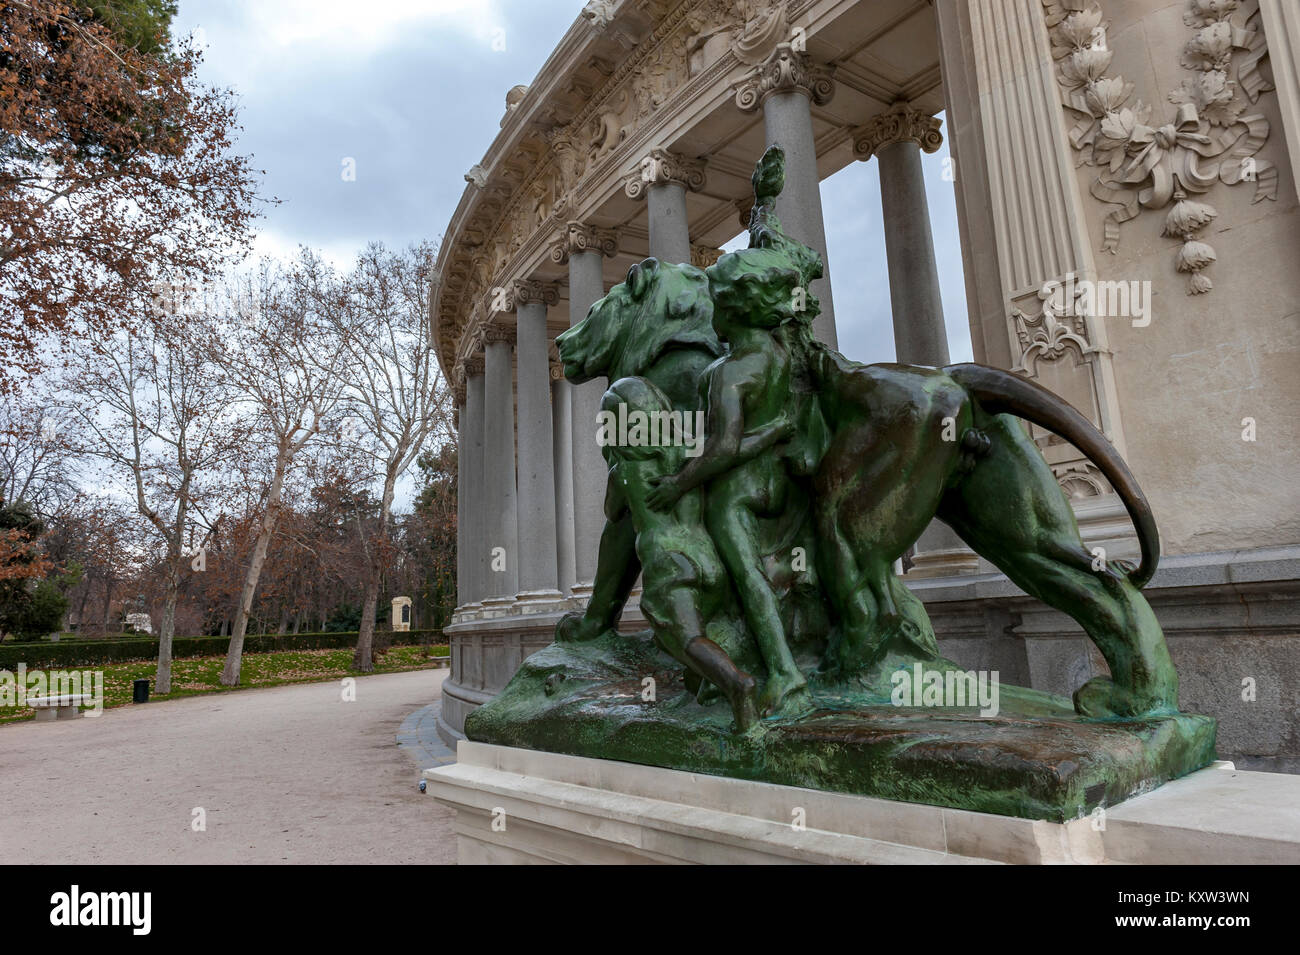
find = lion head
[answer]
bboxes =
[555,257,722,384]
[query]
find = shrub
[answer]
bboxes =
[0,629,447,669]
[8,579,68,641]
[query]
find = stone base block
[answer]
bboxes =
[425,743,1300,865]
[465,631,1216,821]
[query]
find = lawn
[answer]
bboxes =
[0,644,449,724]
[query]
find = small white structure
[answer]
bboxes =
[391,596,412,632]
[124,613,152,635]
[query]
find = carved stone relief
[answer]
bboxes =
[1043,0,1277,294]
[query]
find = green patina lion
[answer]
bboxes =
[556,146,1179,721]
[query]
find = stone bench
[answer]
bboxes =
[29,694,89,721]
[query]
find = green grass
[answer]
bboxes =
[0,644,449,724]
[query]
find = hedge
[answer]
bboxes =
[0,629,447,670]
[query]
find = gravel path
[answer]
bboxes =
[1,669,457,864]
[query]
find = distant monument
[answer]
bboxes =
[390,597,412,632]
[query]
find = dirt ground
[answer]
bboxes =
[1,669,458,864]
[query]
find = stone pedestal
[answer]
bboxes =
[426,743,1300,865]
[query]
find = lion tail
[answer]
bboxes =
[944,362,1159,589]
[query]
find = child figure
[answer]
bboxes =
[646,146,831,719]
[600,375,792,732]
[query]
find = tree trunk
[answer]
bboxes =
[76,576,92,633]
[354,469,398,671]
[221,459,287,686]
[102,575,115,632]
[156,567,178,695]
[353,580,380,671]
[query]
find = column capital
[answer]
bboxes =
[623,149,707,200]
[734,42,835,113]
[853,101,944,160]
[690,244,724,268]
[453,380,467,406]
[509,278,560,309]
[479,322,516,347]
[549,221,618,265]
[549,360,567,381]
[463,354,485,378]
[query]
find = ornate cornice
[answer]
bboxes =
[580,1,616,30]
[509,278,560,309]
[549,221,619,264]
[729,1,791,66]
[623,148,707,199]
[853,101,944,160]
[690,244,724,267]
[433,0,822,380]
[734,42,835,112]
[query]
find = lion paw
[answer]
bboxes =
[554,611,608,644]
[1073,676,1177,719]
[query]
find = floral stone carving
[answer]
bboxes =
[1043,0,1277,293]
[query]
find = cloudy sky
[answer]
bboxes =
[173,0,972,367]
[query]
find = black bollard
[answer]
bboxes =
[132,679,150,704]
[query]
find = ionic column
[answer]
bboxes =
[623,150,705,265]
[480,324,519,606]
[461,356,487,605]
[453,376,471,613]
[856,104,974,577]
[550,222,618,597]
[735,41,838,347]
[510,280,562,605]
[550,357,577,596]
[854,102,948,365]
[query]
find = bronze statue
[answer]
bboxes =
[467,146,1214,821]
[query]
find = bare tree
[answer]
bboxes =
[60,313,245,692]
[326,242,451,670]
[218,258,348,685]
[0,387,78,516]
